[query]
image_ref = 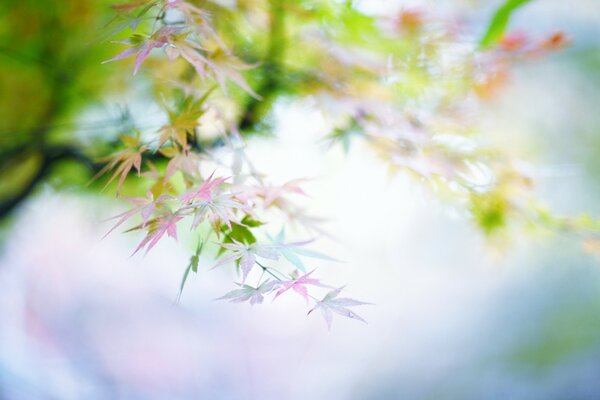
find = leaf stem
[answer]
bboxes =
[255,260,284,281]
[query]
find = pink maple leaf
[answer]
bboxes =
[103,27,179,75]
[258,179,309,207]
[133,213,182,255]
[161,146,203,184]
[103,190,173,238]
[181,172,229,203]
[273,269,328,303]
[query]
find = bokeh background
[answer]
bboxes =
[2,0,600,399]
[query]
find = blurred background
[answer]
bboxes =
[2,0,600,399]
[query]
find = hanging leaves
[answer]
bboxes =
[93,0,583,330]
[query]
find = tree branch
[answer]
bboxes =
[0,0,289,220]
[0,146,101,218]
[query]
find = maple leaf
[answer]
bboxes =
[212,239,279,283]
[217,280,280,306]
[180,172,229,203]
[93,134,148,195]
[256,179,309,207]
[308,287,371,329]
[273,269,330,303]
[132,212,182,255]
[139,161,178,195]
[167,40,261,99]
[237,182,325,232]
[166,35,210,78]
[160,145,203,184]
[267,229,338,272]
[181,191,245,232]
[205,49,262,99]
[163,0,228,52]
[100,1,158,42]
[158,91,213,147]
[103,26,179,75]
[103,190,173,238]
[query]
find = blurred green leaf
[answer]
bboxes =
[470,191,508,235]
[480,0,533,49]
[178,238,204,299]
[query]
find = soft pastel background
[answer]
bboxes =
[2,0,600,399]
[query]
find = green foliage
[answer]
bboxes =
[219,216,263,252]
